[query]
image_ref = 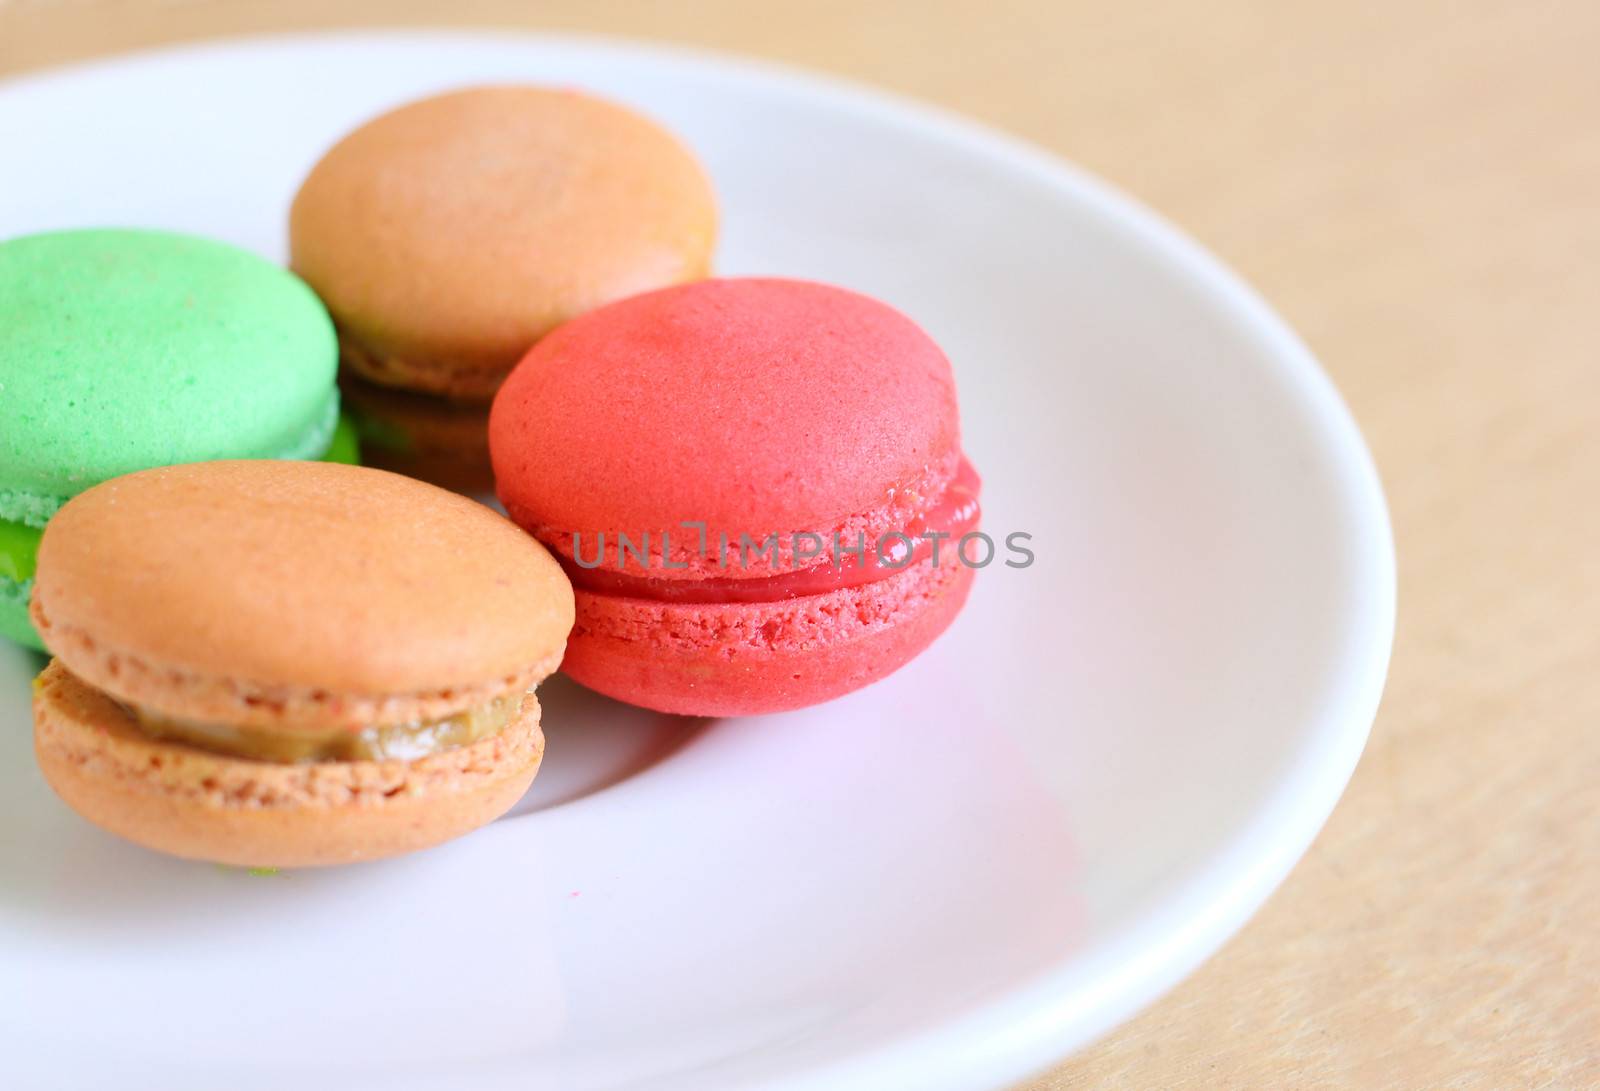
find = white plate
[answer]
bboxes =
[0,33,1395,1091]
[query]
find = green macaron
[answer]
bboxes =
[1,228,347,650]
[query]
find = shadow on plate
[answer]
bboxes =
[508,673,712,815]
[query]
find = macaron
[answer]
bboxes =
[29,460,574,867]
[0,227,347,651]
[489,278,981,716]
[290,85,718,490]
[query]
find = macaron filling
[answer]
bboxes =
[322,411,363,466]
[0,518,39,584]
[563,456,982,604]
[117,691,524,764]
[0,521,39,644]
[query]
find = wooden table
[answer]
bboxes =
[5,3,1596,1086]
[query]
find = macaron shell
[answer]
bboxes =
[0,228,338,521]
[490,278,961,572]
[33,663,543,867]
[290,85,718,395]
[31,461,574,728]
[563,555,975,716]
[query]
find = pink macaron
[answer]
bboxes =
[489,278,980,716]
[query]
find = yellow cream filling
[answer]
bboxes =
[125,693,522,764]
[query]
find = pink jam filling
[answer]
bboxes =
[564,457,981,604]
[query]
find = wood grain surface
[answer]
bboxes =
[3,2,1597,1087]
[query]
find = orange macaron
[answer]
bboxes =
[290,85,718,490]
[29,460,574,867]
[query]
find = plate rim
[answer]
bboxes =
[0,30,1398,1091]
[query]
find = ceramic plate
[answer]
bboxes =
[0,33,1395,1091]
